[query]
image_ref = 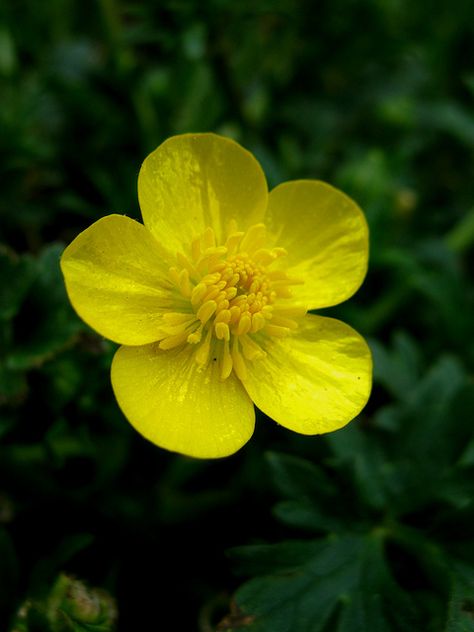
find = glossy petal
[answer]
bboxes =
[111,343,255,458]
[61,214,174,345]
[138,133,268,253]
[265,181,369,309]
[243,314,372,434]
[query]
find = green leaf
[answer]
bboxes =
[445,563,474,631]
[325,426,390,512]
[0,246,36,321]
[273,500,348,534]
[227,540,326,578]
[7,244,84,369]
[396,356,467,465]
[265,452,337,502]
[223,533,419,632]
[370,331,421,401]
[265,451,356,534]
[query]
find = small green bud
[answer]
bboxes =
[9,574,117,632]
[51,574,117,631]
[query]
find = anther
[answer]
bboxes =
[202,226,216,249]
[178,269,192,297]
[236,314,251,336]
[229,306,241,323]
[265,324,291,337]
[194,327,213,366]
[252,249,276,265]
[225,232,244,254]
[231,338,247,381]
[187,328,203,344]
[240,224,266,254]
[215,322,230,341]
[216,299,230,311]
[225,287,238,300]
[191,283,208,307]
[163,312,194,325]
[176,252,197,278]
[215,309,231,324]
[201,272,221,286]
[220,340,233,379]
[271,315,298,329]
[250,312,266,333]
[159,330,191,350]
[196,300,217,325]
[168,267,180,286]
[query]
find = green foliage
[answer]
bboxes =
[1,0,474,630]
[221,347,474,631]
[226,534,419,632]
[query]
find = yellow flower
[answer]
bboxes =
[61,133,372,458]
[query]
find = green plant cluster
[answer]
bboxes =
[1,1,474,630]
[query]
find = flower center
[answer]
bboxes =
[158,222,305,380]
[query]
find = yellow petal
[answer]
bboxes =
[111,343,255,458]
[138,133,268,252]
[265,180,369,309]
[243,314,372,434]
[61,214,174,345]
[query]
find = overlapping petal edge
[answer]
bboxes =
[61,133,372,458]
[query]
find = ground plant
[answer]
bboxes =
[1,1,474,631]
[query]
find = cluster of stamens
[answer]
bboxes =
[157,222,305,380]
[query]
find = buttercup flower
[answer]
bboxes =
[61,133,372,458]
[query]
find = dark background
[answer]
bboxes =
[1,1,474,630]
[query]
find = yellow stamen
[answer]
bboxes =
[194,327,213,366]
[215,322,230,341]
[265,324,291,337]
[202,226,216,249]
[178,269,192,297]
[220,340,233,379]
[191,283,208,307]
[159,329,192,350]
[163,312,194,325]
[270,315,298,329]
[225,231,244,254]
[196,300,217,325]
[250,312,266,333]
[240,335,266,360]
[176,252,198,279]
[215,309,231,324]
[236,313,251,336]
[160,222,304,380]
[231,337,247,381]
[239,223,266,254]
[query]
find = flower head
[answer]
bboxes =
[61,133,372,458]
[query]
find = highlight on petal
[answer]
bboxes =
[111,343,255,458]
[242,314,372,435]
[138,133,268,253]
[265,180,369,309]
[60,215,175,345]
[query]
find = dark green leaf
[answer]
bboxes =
[265,452,338,502]
[0,246,36,320]
[7,244,83,369]
[445,563,474,632]
[224,533,419,632]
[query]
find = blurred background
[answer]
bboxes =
[1,1,474,630]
